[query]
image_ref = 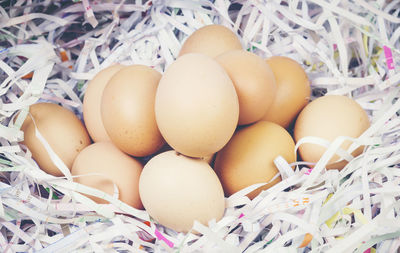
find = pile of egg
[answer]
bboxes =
[21,25,370,233]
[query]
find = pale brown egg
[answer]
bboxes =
[144,143,214,165]
[294,95,370,170]
[155,53,239,158]
[21,103,91,176]
[214,121,296,199]
[215,50,277,125]
[83,64,124,142]
[179,24,242,58]
[261,56,311,128]
[101,65,165,157]
[139,151,225,233]
[71,142,143,209]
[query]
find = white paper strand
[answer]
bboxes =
[0,0,399,252]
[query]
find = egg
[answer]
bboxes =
[203,153,215,165]
[179,24,242,58]
[139,151,225,233]
[261,56,311,128]
[294,95,370,169]
[145,143,215,165]
[71,142,143,208]
[101,65,165,157]
[215,50,277,125]
[214,121,295,199]
[83,64,124,142]
[155,53,239,158]
[21,103,91,176]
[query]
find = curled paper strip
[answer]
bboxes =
[0,0,400,252]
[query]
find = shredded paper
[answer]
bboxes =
[0,0,400,252]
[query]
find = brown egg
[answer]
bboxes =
[261,56,311,128]
[215,50,277,125]
[71,142,143,208]
[21,103,91,176]
[83,64,124,142]
[139,151,225,233]
[214,121,296,199]
[294,95,370,170]
[101,65,165,157]
[155,53,239,158]
[179,24,242,58]
[142,144,214,165]
[203,153,215,165]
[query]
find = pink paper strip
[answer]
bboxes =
[154,229,174,248]
[383,46,395,70]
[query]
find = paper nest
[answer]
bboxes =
[0,0,400,252]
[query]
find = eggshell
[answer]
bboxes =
[179,24,242,58]
[155,53,239,158]
[139,151,225,233]
[261,56,311,128]
[294,95,370,169]
[21,103,91,176]
[142,143,215,165]
[71,142,143,209]
[83,64,124,142]
[214,121,296,199]
[203,153,215,165]
[101,65,165,157]
[215,50,277,125]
